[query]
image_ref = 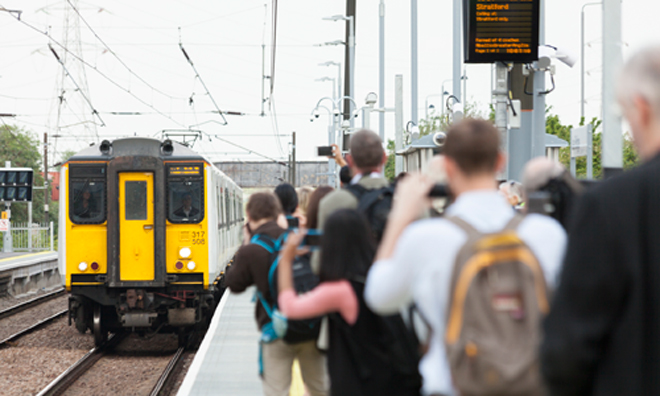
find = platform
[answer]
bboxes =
[177,287,263,396]
[0,251,60,296]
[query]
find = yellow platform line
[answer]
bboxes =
[0,251,54,263]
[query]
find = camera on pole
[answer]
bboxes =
[0,168,34,202]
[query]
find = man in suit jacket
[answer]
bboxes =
[541,45,660,395]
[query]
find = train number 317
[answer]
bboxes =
[192,231,206,245]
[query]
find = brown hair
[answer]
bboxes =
[305,185,334,230]
[349,129,384,170]
[443,119,500,176]
[246,192,282,222]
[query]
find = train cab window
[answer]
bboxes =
[69,165,107,225]
[125,181,147,220]
[167,165,204,223]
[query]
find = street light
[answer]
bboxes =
[323,14,355,129]
[581,2,601,121]
[319,61,342,113]
[315,77,337,101]
[441,79,453,117]
[425,93,449,119]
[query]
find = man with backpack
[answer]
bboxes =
[225,192,328,396]
[365,119,567,396]
[316,129,390,238]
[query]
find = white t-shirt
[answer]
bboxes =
[365,190,567,396]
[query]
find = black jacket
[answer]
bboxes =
[541,154,660,396]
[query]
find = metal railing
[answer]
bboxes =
[3,222,54,252]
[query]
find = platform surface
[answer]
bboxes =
[0,251,58,271]
[177,287,263,396]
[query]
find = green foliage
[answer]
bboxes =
[385,139,396,182]
[545,112,639,179]
[418,100,488,138]
[0,124,47,224]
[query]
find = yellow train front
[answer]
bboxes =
[58,137,243,346]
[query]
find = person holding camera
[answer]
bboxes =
[541,45,660,396]
[225,192,328,396]
[364,119,567,396]
[277,209,420,396]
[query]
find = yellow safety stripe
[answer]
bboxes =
[71,282,104,286]
[170,281,204,285]
[445,248,549,345]
[0,251,53,263]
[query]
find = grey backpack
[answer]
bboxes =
[445,216,549,396]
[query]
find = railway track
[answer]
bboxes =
[0,288,65,320]
[0,289,68,346]
[36,332,186,396]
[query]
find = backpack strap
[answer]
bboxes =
[447,216,482,242]
[502,213,525,232]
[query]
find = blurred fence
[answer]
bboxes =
[0,222,54,252]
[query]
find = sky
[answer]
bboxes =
[0,0,658,165]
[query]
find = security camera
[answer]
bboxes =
[365,92,378,106]
[411,126,420,141]
[539,45,577,69]
[433,132,447,147]
[312,109,320,119]
[553,46,578,68]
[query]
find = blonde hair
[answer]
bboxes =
[296,186,314,215]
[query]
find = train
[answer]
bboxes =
[58,137,244,346]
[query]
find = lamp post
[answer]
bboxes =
[312,96,360,187]
[319,61,342,115]
[441,79,453,117]
[323,15,355,129]
[425,93,448,119]
[315,77,337,102]
[581,2,601,121]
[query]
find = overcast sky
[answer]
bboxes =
[0,0,657,164]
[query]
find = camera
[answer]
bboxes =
[433,132,447,147]
[317,146,333,157]
[429,184,449,198]
[301,229,322,250]
[286,216,299,229]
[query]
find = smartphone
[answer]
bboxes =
[301,229,322,249]
[429,184,449,198]
[317,146,333,157]
[286,216,299,229]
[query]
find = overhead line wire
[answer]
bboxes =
[0,6,188,128]
[65,0,186,101]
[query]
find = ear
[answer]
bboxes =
[381,152,388,166]
[495,152,507,174]
[346,154,355,168]
[633,95,652,130]
[443,156,457,179]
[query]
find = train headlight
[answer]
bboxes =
[179,247,192,259]
[187,261,196,271]
[78,262,88,272]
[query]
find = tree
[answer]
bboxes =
[545,111,639,179]
[385,139,396,182]
[418,100,488,138]
[0,124,46,224]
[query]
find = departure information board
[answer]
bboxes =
[464,0,539,63]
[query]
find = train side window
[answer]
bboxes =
[69,165,107,225]
[168,180,204,223]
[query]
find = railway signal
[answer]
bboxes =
[0,167,34,202]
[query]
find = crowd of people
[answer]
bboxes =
[224,46,660,396]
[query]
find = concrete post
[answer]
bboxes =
[395,75,404,175]
[602,0,623,177]
[453,0,462,104]
[411,0,419,125]
[494,63,509,179]
[379,0,385,141]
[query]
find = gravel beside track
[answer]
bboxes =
[61,333,180,396]
[0,289,61,311]
[0,295,68,342]
[0,317,94,396]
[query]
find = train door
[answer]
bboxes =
[119,172,155,281]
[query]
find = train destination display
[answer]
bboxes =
[464,0,540,63]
